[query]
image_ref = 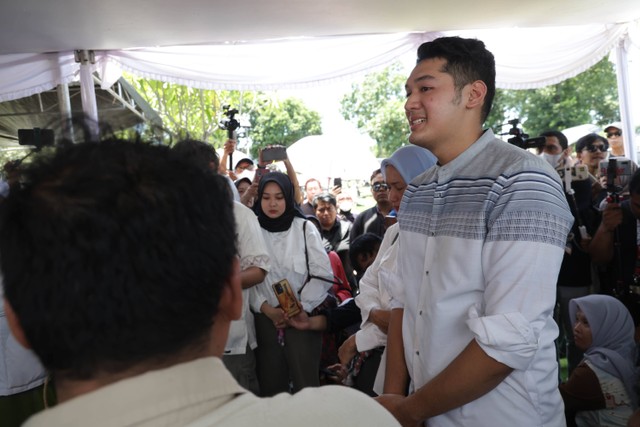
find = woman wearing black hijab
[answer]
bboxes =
[250,172,334,396]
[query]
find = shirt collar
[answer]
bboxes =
[25,357,246,427]
[434,129,495,181]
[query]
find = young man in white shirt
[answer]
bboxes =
[377,36,573,427]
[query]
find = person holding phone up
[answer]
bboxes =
[243,145,304,209]
[250,171,335,396]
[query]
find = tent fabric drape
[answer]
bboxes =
[0,52,78,102]
[98,32,434,91]
[0,21,638,103]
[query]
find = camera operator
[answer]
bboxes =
[589,168,640,336]
[537,130,601,376]
[537,130,573,169]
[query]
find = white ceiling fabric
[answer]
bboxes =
[1,21,637,102]
[0,53,78,103]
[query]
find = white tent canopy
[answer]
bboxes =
[1,23,636,98]
[1,0,639,160]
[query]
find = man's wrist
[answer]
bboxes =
[399,393,426,425]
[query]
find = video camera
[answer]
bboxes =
[219,105,240,138]
[219,105,241,171]
[500,119,546,150]
[600,158,634,202]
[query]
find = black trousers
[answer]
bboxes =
[254,313,322,397]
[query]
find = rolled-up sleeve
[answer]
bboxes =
[471,169,573,369]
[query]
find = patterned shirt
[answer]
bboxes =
[394,130,573,426]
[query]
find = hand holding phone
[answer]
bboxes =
[255,166,270,181]
[272,279,301,317]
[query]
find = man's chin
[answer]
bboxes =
[408,132,432,149]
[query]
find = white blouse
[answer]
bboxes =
[250,217,333,314]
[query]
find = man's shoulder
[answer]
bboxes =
[339,219,353,234]
[363,205,378,215]
[200,386,399,427]
[233,201,256,219]
[300,202,315,216]
[490,138,558,174]
[356,205,378,222]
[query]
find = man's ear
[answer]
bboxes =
[217,257,243,322]
[3,299,31,349]
[465,80,487,110]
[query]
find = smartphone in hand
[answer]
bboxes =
[255,166,270,181]
[272,279,301,317]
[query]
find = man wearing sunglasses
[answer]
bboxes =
[576,133,609,178]
[604,122,626,157]
[350,169,393,245]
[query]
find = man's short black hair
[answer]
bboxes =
[417,36,496,123]
[575,133,609,153]
[349,232,382,273]
[0,139,236,381]
[540,130,569,150]
[172,138,220,171]
[312,192,336,208]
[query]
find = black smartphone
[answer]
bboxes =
[333,177,342,188]
[261,146,287,162]
[18,128,54,148]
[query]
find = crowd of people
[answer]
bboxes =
[1,36,639,427]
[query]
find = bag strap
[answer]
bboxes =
[299,221,343,296]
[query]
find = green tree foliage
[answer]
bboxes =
[341,58,619,153]
[129,77,249,145]
[248,98,322,158]
[126,76,322,155]
[340,63,409,157]
[486,58,619,137]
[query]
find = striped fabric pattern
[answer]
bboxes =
[400,131,572,249]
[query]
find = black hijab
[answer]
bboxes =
[254,172,305,232]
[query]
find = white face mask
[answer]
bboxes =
[339,201,353,212]
[541,152,563,168]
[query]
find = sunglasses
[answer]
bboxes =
[584,145,608,153]
[606,131,621,138]
[372,182,389,192]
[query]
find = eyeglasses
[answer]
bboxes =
[584,145,608,153]
[372,182,389,192]
[606,131,621,138]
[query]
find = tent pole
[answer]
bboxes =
[614,36,637,163]
[56,83,75,143]
[75,50,99,139]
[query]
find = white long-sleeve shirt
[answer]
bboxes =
[394,131,573,427]
[224,202,270,355]
[250,217,333,314]
[354,223,399,352]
